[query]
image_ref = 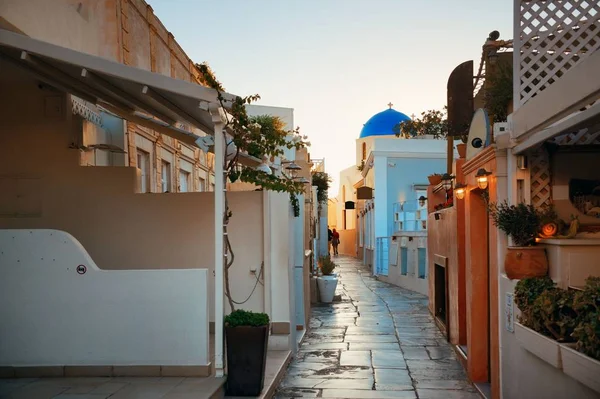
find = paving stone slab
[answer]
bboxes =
[275,388,321,397]
[414,379,477,391]
[401,347,430,360]
[299,342,348,350]
[416,389,481,399]
[371,351,407,369]
[340,351,372,367]
[320,389,417,398]
[374,368,414,391]
[405,359,464,371]
[349,342,400,351]
[345,334,398,343]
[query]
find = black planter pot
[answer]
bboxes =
[225,325,269,396]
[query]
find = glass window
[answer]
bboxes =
[161,161,171,192]
[136,150,150,193]
[179,170,190,192]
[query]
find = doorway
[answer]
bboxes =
[467,188,491,385]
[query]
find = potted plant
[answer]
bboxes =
[489,201,548,279]
[562,277,600,393]
[317,255,338,303]
[224,309,270,396]
[514,276,566,367]
[428,173,442,186]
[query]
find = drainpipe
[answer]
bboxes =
[210,105,225,378]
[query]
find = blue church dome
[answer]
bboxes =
[359,105,411,138]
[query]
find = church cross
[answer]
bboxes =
[387,102,393,109]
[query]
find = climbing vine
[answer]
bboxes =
[311,171,331,204]
[196,63,309,310]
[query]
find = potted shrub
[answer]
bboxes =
[317,255,338,303]
[428,173,442,186]
[224,309,270,396]
[514,276,565,368]
[562,277,600,393]
[489,201,548,279]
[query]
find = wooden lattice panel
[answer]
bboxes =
[553,129,600,145]
[517,1,600,106]
[529,148,552,208]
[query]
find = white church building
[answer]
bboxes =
[331,104,452,295]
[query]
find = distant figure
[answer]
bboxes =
[328,227,333,254]
[332,229,340,256]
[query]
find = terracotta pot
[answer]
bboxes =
[456,143,467,159]
[428,175,442,186]
[504,246,548,280]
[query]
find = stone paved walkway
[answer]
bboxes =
[275,256,480,399]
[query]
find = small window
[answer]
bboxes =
[400,247,408,275]
[161,161,172,192]
[362,142,367,161]
[418,248,427,279]
[179,170,190,192]
[199,177,206,192]
[136,150,150,193]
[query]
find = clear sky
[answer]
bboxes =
[148,0,513,195]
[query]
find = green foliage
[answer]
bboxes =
[514,276,556,327]
[319,255,336,275]
[530,288,578,342]
[395,108,448,140]
[196,63,309,196]
[224,309,270,328]
[488,201,542,246]
[484,62,513,123]
[312,172,331,204]
[290,193,300,217]
[514,276,600,359]
[572,277,600,360]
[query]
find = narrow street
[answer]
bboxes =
[275,256,479,399]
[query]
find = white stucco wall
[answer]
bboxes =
[0,229,209,367]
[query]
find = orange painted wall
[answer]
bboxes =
[462,148,500,399]
[427,159,467,346]
[337,229,357,257]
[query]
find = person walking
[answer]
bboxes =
[328,227,333,254]
[332,228,340,256]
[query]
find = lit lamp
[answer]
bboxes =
[454,183,467,200]
[475,168,492,189]
[418,195,427,207]
[441,173,455,191]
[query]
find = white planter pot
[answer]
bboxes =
[317,275,338,303]
[560,344,600,394]
[515,322,562,368]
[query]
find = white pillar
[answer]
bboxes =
[210,105,225,378]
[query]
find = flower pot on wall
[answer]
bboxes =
[515,322,562,368]
[428,175,442,186]
[504,247,548,280]
[560,344,600,394]
[317,275,338,303]
[225,325,269,396]
[456,143,467,159]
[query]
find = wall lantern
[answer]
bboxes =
[454,183,467,200]
[418,195,427,207]
[441,173,455,191]
[475,168,492,190]
[282,161,301,179]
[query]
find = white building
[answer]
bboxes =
[332,105,453,295]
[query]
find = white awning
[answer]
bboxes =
[0,29,236,147]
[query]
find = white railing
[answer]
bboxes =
[515,0,600,108]
[393,200,428,232]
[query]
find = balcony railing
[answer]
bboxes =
[393,200,428,232]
